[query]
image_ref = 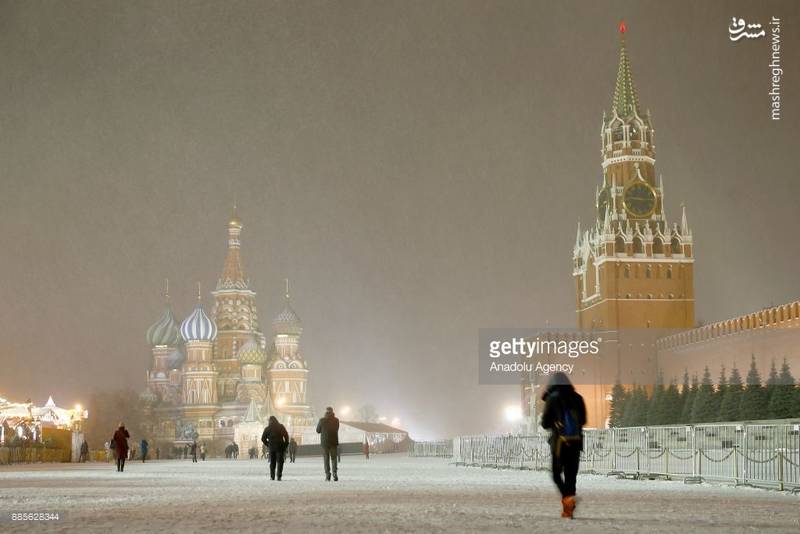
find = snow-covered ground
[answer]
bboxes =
[1,454,798,533]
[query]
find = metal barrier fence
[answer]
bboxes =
[424,422,800,491]
[410,440,453,458]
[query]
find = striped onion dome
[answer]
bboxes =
[180,303,217,342]
[273,302,302,336]
[146,307,181,346]
[166,348,185,369]
[237,337,267,365]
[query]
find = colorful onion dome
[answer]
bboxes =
[180,303,217,342]
[146,307,181,346]
[237,337,267,365]
[273,301,302,336]
[139,388,158,405]
[166,348,185,369]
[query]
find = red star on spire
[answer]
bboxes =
[619,20,627,34]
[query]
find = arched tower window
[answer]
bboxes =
[615,235,625,254]
[633,237,644,254]
[652,237,664,255]
[671,237,682,254]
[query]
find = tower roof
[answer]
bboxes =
[146,306,181,347]
[146,279,181,346]
[237,336,267,365]
[611,21,640,118]
[273,279,302,336]
[217,207,249,291]
[180,286,218,342]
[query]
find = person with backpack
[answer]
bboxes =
[540,372,586,519]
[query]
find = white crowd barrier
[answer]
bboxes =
[416,423,800,491]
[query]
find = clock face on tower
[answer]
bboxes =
[623,182,656,217]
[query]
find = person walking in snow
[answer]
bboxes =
[190,441,198,463]
[316,406,340,481]
[363,440,370,460]
[288,438,298,463]
[140,438,149,463]
[261,416,290,480]
[540,372,586,519]
[200,443,206,461]
[112,423,130,472]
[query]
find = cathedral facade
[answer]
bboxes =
[140,212,315,448]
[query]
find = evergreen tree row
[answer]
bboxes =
[608,356,800,427]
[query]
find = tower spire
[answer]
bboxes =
[612,21,640,117]
[218,207,248,290]
[164,278,170,302]
[285,278,290,301]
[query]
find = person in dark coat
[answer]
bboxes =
[540,372,586,519]
[288,438,298,463]
[190,441,198,463]
[316,406,340,481]
[363,440,370,460]
[79,440,89,462]
[112,423,130,472]
[261,416,290,480]
[140,439,149,463]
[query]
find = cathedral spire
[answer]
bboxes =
[612,21,640,118]
[217,206,248,290]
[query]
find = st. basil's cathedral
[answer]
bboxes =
[139,211,314,447]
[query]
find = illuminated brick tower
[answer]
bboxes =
[572,23,695,426]
[211,208,264,403]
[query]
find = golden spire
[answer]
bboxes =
[218,207,248,290]
[228,196,242,229]
[196,281,202,302]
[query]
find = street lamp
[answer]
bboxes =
[504,404,523,424]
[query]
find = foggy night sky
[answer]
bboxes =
[0,1,798,438]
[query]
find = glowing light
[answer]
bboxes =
[504,404,523,423]
[391,417,400,427]
[340,405,351,416]
[275,397,286,407]
[74,404,82,412]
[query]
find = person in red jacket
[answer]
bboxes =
[363,440,370,460]
[112,423,130,472]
